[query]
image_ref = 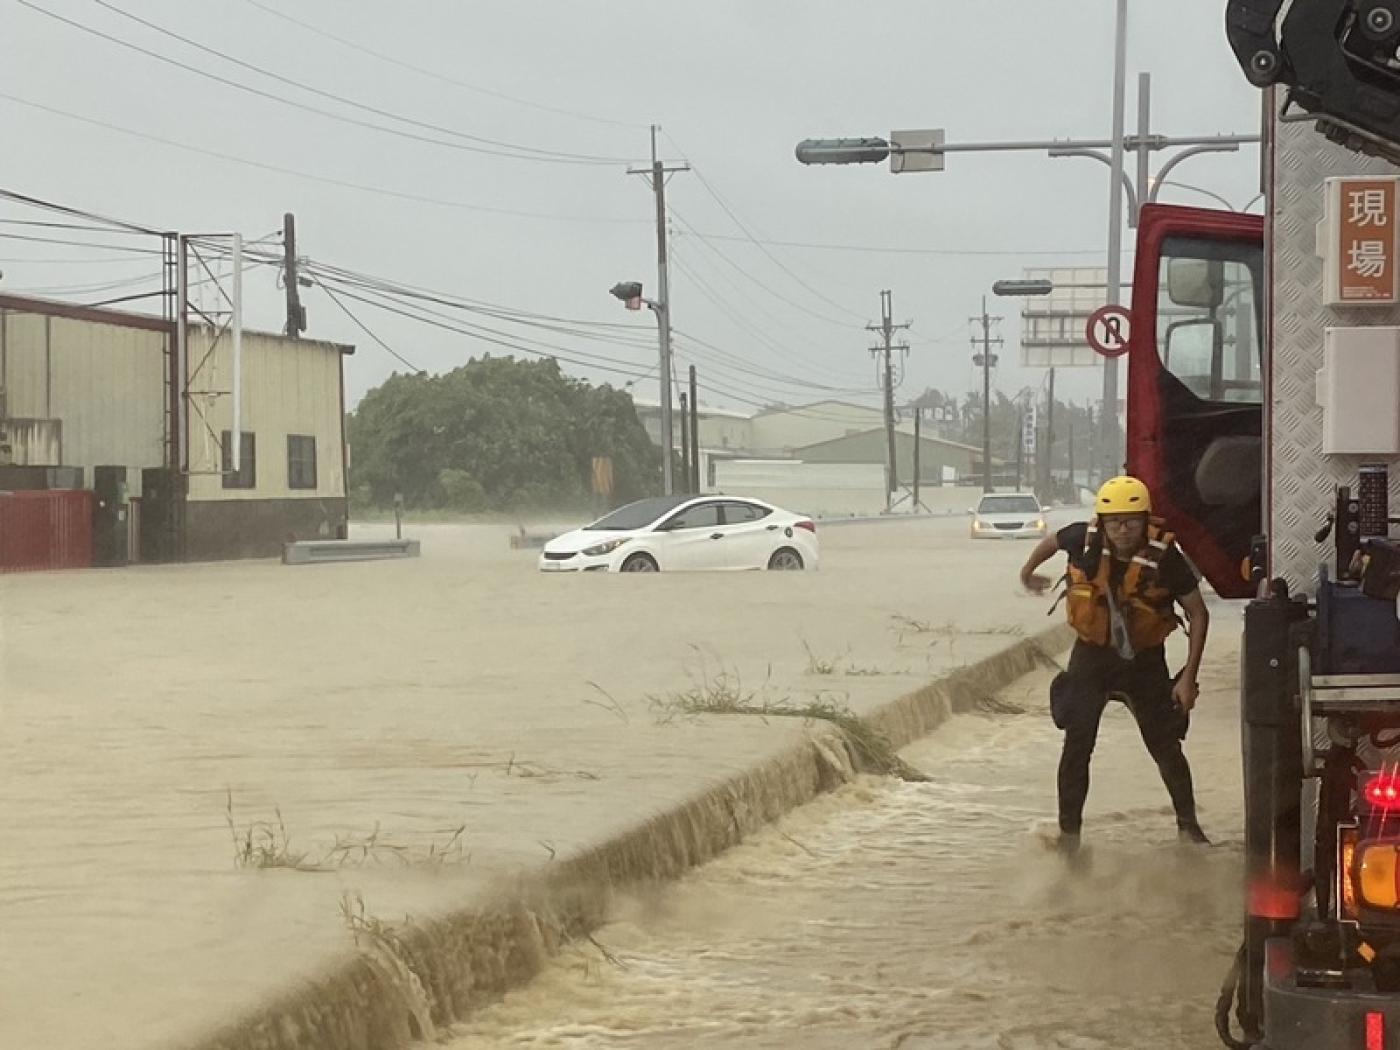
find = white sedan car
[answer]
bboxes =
[538,495,819,573]
[968,492,1048,540]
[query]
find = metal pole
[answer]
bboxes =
[982,296,993,494]
[688,364,699,492]
[1045,365,1056,499]
[1016,406,1025,490]
[1068,409,1076,494]
[912,407,921,512]
[176,233,188,473]
[1101,0,1128,486]
[1136,73,1152,224]
[232,233,243,473]
[883,300,897,511]
[678,391,690,495]
[652,125,675,496]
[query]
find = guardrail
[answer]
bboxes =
[283,539,421,565]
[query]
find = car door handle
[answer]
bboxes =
[765,524,779,531]
[710,532,724,540]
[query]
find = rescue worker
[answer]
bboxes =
[1018,476,1210,854]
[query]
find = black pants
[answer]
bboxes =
[1056,641,1197,835]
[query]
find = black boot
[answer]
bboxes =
[1177,820,1211,846]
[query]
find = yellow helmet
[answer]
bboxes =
[1096,475,1152,515]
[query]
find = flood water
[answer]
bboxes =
[444,643,1245,1050]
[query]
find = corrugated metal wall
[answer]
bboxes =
[0,489,95,572]
[0,309,166,490]
[184,327,345,502]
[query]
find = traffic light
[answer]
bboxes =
[973,353,999,367]
[794,138,891,165]
[992,279,1054,297]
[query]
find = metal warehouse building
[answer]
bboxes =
[0,293,351,568]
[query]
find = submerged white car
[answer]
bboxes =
[538,495,819,573]
[968,492,1048,540]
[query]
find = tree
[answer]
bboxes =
[347,357,661,511]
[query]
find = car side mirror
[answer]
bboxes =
[966,508,975,516]
[1041,505,1051,514]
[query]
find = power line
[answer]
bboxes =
[0,216,152,235]
[236,0,647,132]
[662,130,868,325]
[0,89,647,226]
[669,250,870,388]
[314,278,424,373]
[16,1,638,167]
[309,276,654,381]
[0,229,163,255]
[669,238,870,385]
[669,208,868,334]
[87,0,642,166]
[695,232,1123,257]
[0,185,160,235]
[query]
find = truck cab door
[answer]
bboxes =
[1127,204,1265,599]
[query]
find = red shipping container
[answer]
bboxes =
[0,490,95,573]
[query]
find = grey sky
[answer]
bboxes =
[0,1,1261,412]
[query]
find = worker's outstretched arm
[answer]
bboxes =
[1019,534,1061,594]
[1173,588,1210,712]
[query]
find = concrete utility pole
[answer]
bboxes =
[629,127,689,495]
[688,364,700,493]
[867,290,909,512]
[971,297,1003,493]
[1041,365,1056,499]
[282,213,306,339]
[678,391,690,494]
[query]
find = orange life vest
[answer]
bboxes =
[1065,517,1181,652]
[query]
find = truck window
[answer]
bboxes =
[1155,236,1263,405]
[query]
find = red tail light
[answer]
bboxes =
[1368,1011,1384,1050]
[1364,773,1400,810]
[795,520,816,533]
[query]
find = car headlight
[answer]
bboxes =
[582,537,630,557]
[1031,519,1045,530]
[972,519,986,530]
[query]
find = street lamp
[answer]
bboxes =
[609,280,674,494]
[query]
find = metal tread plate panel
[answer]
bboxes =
[1270,106,1400,592]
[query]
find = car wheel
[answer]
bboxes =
[767,548,804,571]
[620,553,658,573]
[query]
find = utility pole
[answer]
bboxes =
[282,213,305,338]
[1099,1,1129,484]
[1043,365,1056,500]
[971,297,1003,493]
[912,407,922,512]
[688,364,700,493]
[1015,406,1025,490]
[867,290,909,512]
[629,127,689,495]
[678,391,690,494]
[1067,407,1076,495]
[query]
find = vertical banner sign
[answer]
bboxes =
[591,456,615,498]
[1325,177,1400,306]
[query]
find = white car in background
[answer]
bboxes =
[968,492,1048,540]
[538,495,819,573]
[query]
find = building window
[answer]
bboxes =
[221,431,256,489]
[287,435,317,490]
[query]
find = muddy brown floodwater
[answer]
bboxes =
[443,633,1246,1050]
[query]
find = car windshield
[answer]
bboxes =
[584,496,689,531]
[977,496,1040,515]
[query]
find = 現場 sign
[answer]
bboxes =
[1324,176,1400,306]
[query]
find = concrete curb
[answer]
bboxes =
[188,623,1073,1050]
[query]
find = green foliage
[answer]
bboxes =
[347,357,661,512]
